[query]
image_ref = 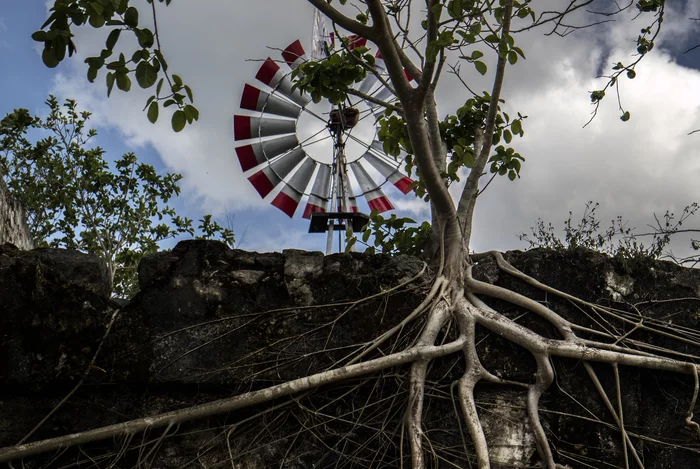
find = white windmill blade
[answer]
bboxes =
[369,139,411,161]
[234,115,296,141]
[255,58,310,107]
[271,157,317,217]
[362,149,414,195]
[235,134,299,172]
[337,175,359,213]
[357,51,386,95]
[350,161,394,213]
[246,146,306,198]
[303,164,332,219]
[282,40,307,70]
[240,84,301,119]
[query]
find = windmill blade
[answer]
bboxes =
[357,51,386,95]
[370,139,409,160]
[256,58,310,107]
[282,40,307,70]
[351,162,394,213]
[347,35,367,50]
[247,146,306,198]
[271,157,317,217]
[337,178,359,213]
[303,164,331,219]
[328,33,367,51]
[234,115,296,141]
[366,66,415,113]
[369,86,395,110]
[235,134,299,171]
[363,148,414,194]
[241,84,301,119]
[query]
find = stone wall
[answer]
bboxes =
[1,241,699,468]
[0,174,32,250]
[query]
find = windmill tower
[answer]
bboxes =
[233,13,414,254]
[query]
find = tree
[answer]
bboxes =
[4,1,700,468]
[0,96,234,297]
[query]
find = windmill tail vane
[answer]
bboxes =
[233,12,415,253]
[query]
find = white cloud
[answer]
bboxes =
[44,1,700,257]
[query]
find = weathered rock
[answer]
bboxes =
[0,244,111,390]
[1,242,699,469]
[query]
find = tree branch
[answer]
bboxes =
[305,0,376,40]
[0,337,466,463]
[456,0,514,246]
[366,0,415,100]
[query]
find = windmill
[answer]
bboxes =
[233,13,415,253]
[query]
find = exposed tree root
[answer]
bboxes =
[2,251,700,468]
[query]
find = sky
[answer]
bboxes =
[0,1,699,258]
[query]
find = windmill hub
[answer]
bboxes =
[329,107,360,131]
[295,100,373,165]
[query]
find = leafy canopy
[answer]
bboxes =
[33,0,198,133]
[0,96,234,297]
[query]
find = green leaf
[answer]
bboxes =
[504,34,515,47]
[498,40,509,58]
[484,34,500,43]
[508,50,518,64]
[106,72,115,96]
[430,3,443,21]
[620,111,631,122]
[626,69,636,79]
[147,101,159,123]
[89,13,105,28]
[508,170,516,181]
[87,67,98,83]
[470,50,484,60]
[184,85,193,102]
[512,46,526,59]
[463,150,474,168]
[31,31,48,41]
[474,61,487,75]
[503,129,512,143]
[106,29,121,50]
[447,0,462,18]
[426,42,439,62]
[90,1,104,15]
[511,119,522,135]
[171,110,186,132]
[184,104,199,121]
[135,28,154,48]
[42,46,60,68]
[116,73,131,92]
[156,78,164,96]
[135,61,158,88]
[124,7,139,28]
